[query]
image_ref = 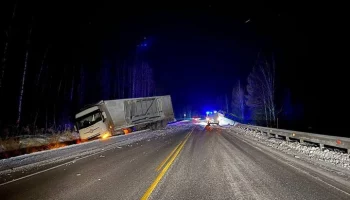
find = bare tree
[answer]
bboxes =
[231,80,245,121]
[225,94,229,113]
[70,66,75,101]
[246,56,276,126]
[17,18,33,125]
[246,67,267,124]
[129,65,137,98]
[126,61,155,98]
[142,62,154,97]
[121,61,127,98]
[77,64,85,107]
[215,95,226,112]
[0,2,17,89]
[36,47,49,86]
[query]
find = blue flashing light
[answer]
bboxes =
[206,111,210,115]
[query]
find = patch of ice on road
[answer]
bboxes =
[231,127,350,170]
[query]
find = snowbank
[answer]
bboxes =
[0,131,80,153]
[231,127,350,170]
[219,117,236,126]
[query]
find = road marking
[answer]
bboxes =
[156,132,191,172]
[156,140,183,171]
[184,132,191,140]
[142,131,193,200]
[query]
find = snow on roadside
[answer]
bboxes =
[219,117,237,126]
[231,127,350,170]
[0,132,80,153]
[0,123,192,175]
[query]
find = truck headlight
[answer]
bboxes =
[101,131,111,140]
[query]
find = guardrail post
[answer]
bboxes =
[347,149,350,154]
[300,139,304,144]
[267,130,271,137]
[275,134,279,139]
[286,136,290,141]
[319,143,324,150]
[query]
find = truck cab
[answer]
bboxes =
[75,106,111,140]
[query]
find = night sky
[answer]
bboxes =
[1,1,348,136]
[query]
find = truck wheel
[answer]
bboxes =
[159,120,167,129]
[122,128,132,135]
[150,122,157,130]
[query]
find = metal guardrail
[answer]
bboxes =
[236,124,350,154]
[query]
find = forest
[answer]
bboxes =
[0,2,156,137]
[214,53,303,129]
[1,2,313,139]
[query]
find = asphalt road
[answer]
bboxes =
[1,122,350,200]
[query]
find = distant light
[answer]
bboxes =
[144,43,147,46]
[214,110,217,113]
[206,111,209,115]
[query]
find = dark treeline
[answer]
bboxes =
[0,1,156,136]
[216,53,303,130]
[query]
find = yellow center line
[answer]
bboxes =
[156,141,183,171]
[141,132,192,200]
[155,132,191,171]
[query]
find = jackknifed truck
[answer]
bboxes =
[75,95,175,140]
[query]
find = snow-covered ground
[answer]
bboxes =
[0,132,80,153]
[230,126,350,170]
[219,117,236,126]
[0,122,193,175]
